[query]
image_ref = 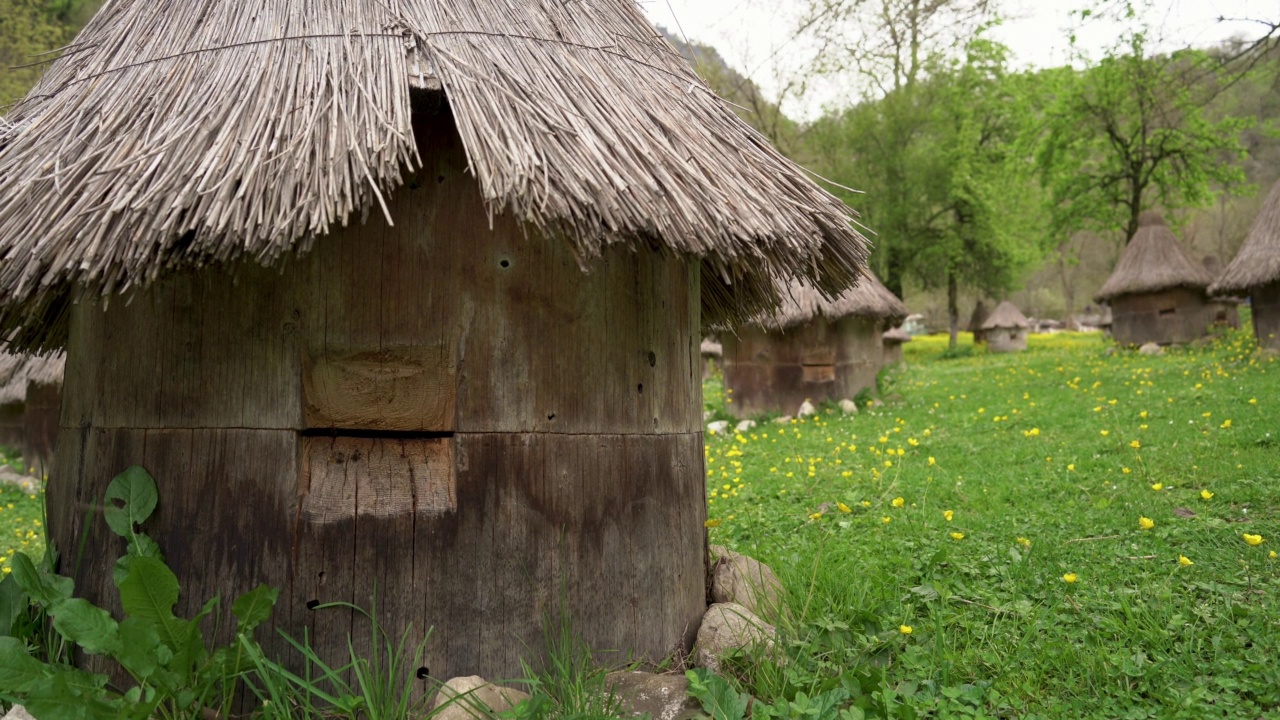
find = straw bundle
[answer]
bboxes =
[755,271,907,331]
[980,301,1029,330]
[1210,180,1280,295]
[1095,212,1212,302]
[0,352,66,404]
[0,0,869,349]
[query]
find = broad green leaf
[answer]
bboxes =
[0,636,52,693]
[22,671,118,720]
[103,466,159,538]
[10,551,73,609]
[0,574,25,636]
[232,584,279,635]
[117,557,184,652]
[117,616,169,679]
[167,596,215,678]
[49,598,121,656]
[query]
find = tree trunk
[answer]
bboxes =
[947,269,959,350]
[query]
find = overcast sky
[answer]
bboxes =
[639,0,1277,118]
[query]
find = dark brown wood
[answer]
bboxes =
[22,381,61,474]
[722,317,884,416]
[0,402,22,452]
[51,110,706,687]
[1250,282,1280,351]
[1110,288,1215,346]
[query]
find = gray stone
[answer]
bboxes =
[0,467,37,495]
[694,602,776,672]
[734,420,757,433]
[839,399,858,415]
[2,707,36,720]
[797,400,816,418]
[606,671,703,720]
[1138,342,1164,356]
[433,676,531,720]
[773,415,793,424]
[709,545,786,623]
[706,420,730,434]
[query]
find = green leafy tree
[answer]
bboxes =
[808,39,1044,347]
[1035,20,1254,245]
[0,0,99,106]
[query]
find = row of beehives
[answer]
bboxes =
[0,352,65,475]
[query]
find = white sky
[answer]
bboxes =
[639,0,1278,118]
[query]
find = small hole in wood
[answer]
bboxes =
[416,667,431,680]
[547,413,556,420]
[306,599,320,610]
[437,175,445,183]
[500,259,510,268]
[648,351,656,367]
[637,383,644,394]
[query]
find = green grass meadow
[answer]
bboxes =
[703,327,1279,718]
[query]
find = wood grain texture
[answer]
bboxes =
[723,317,885,417]
[51,112,707,688]
[1110,289,1215,346]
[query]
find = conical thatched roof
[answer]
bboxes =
[1095,212,1213,302]
[0,0,869,350]
[1210,180,1280,295]
[757,271,907,331]
[980,301,1029,330]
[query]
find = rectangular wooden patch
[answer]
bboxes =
[301,436,456,523]
[303,345,456,431]
[801,365,837,383]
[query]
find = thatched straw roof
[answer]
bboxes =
[1210,180,1280,295]
[1095,212,1213,302]
[755,271,907,331]
[980,301,1029,330]
[700,339,723,358]
[0,1,869,350]
[0,352,66,404]
[882,327,912,344]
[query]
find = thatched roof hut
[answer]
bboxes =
[1096,212,1216,346]
[980,301,1030,353]
[0,0,870,684]
[1211,180,1280,349]
[0,1,866,352]
[722,272,906,416]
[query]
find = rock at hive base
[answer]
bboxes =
[433,676,532,720]
[694,602,776,672]
[709,545,786,623]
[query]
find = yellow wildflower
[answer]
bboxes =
[928,457,936,466]
[1243,533,1264,546]
[950,532,964,541]
[861,500,872,508]
[704,519,722,528]
[943,510,954,522]
[809,512,823,521]
[1062,573,1078,584]
[892,497,905,508]
[1200,490,1213,500]
[1017,537,1031,549]
[899,625,913,635]
[1122,467,1131,474]
[1139,517,1155,530]
[1220,419,1232,429]
[1150,483,1163,492]
[881,516,892,524]
[1130,440,1141,449]
[1178,555,1193,567]
[837,502,852,514]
